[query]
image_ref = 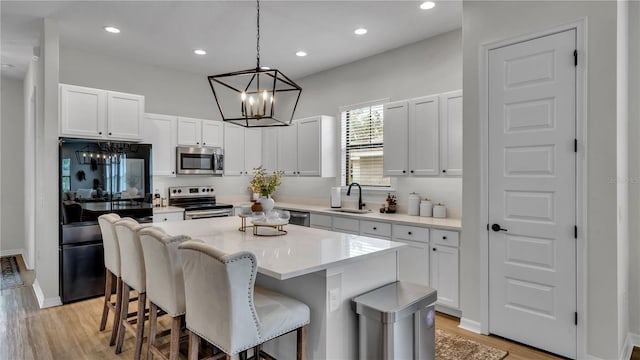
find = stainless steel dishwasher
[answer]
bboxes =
[287,210,310,227]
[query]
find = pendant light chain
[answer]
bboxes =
[256,0,261,69]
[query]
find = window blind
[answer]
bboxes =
[340,103,390,187]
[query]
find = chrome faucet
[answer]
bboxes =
[346,182,365,210]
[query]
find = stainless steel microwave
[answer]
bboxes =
[176,146,223,175]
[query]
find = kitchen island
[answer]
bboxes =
[154,216,405,360]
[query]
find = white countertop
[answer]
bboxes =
[234,201,462,231]
[153,216,405,280]
[153,206,185,214]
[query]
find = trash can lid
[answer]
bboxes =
[352,281,437,323]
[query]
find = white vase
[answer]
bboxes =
[127,187,139,197]
[259,196,275,214]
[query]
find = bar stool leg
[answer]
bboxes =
[169,315,182,360]
[188,330,200,360]
[134,291,146,360]
[115,282,130,354]
[109,276,123,346]
[297,325,308,360]
[147,302,158,360]
[100,269,113,331]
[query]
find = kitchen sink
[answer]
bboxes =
[328,208,372,214]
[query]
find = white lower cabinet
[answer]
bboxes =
[430,243,459,309]
[332,216,359,235]
[153,211,184,222]
[360,220,391,239]
[397,240,430,287]
[310,213,332,231]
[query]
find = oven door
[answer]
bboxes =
[176,147,223,175]
[184,208,233,220]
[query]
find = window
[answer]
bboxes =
[340,101,390,187]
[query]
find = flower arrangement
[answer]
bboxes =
[249,166,284,197]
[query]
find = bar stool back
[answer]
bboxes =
[97,213,121,346]
[179,240,310,360]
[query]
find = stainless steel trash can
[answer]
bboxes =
[352,281,437,360]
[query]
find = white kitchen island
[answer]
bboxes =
[154,216,404,360]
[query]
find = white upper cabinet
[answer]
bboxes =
[409,95,439,176]
[277,122,299,175]
[223,124,262,176]
[261,127,279,174]
[383,101,409,176]
[297,115,336,177]
[177,117,223,147]
[145,113,177,176]
[439,90,463,176]
[383,90,462,177]
[106,91,145,140]
[59,84,144,141]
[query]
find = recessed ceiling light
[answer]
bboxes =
[296,51,307,57]
[420,1,436,10]
[260,66,271,70]
[1,63,14,68]
[354,28,368,35]
[104,26,121,34]
[194,49,207,55]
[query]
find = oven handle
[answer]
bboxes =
[185,209,232,219]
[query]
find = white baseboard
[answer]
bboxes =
[459,317,482,334]
[621,333,640,360]
[436,304,462,318]
[0,248,24,257]
[32,279,62,309]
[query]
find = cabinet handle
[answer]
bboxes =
[108,132,112,136]
[402,170,406,174]
[443,236,447,240]
[442,169,447,173]
[408,231,412,235]
[172,171,175,174]
[410,170,414,174]
[164,218,168,221]
[203,142,206,145]
[433,248,437,251]
[99,131,103,135]
[373,227,377,230]
[197,142,200,145]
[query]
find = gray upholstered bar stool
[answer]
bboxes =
[97,213,122,346]
[179,241,310,360]
[139,226,191,360]
[114,217,147,360]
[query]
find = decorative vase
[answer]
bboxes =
[259,195,275,215]
[127,187,139,197]
[251,200,263,212]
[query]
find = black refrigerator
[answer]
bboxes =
[59,138,153,303]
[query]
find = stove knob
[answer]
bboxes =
[172,189,177,194]
[177,189,182,193]
[209,188,214,192]
[202,188,206,192]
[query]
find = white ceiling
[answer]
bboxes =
[1,1,462,80]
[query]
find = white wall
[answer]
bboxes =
[23,58,38,269]
[462,1,620,358]
[0,76,25,255]
[61,29,463,216]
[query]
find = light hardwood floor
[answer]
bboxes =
[1,256,562,360]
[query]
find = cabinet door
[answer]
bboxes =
[409,95,439,176]
[332,216,359,235]
[177,117,202,146]
[153,211,184,222]
[59,84,105,138]
[277,123,298,175]
[297,117,320,176]
[383,101,409,176]
[262,128,279,174]
[397,239,430,287]
[430,244,459,309]
[107,91,144,140]
[440,90,463,176]
[145,113,177,176]
[244,128,262,174]
[201,120,224,147]
[223,124,246,176]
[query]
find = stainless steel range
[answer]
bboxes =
[168,186,234,219]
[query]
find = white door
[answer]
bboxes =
[145,113,177,176]
[202,120,223,147]
[297,117,320,176]
[382,101,408,176]
[177,117,202,146]
[439,90,462,176]
[223,124,246,176]
[107,91,144,140]
[59,84,105,138]
[488,29,576,358]
[409,95,439,176]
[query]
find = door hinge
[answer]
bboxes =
[575,312,578,325]
[574,226,578,239]
[574,50,578,66]
[574,138,578,153]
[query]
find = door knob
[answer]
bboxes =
[491,224,508,232]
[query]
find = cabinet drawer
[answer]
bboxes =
[431,229,459,247]
[153,211,184,223]
[392,225,429,243]
[310,213,332,229]
[332,216,359,234]
[360,221,391,239]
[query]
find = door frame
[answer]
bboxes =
[478,19,587,359]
